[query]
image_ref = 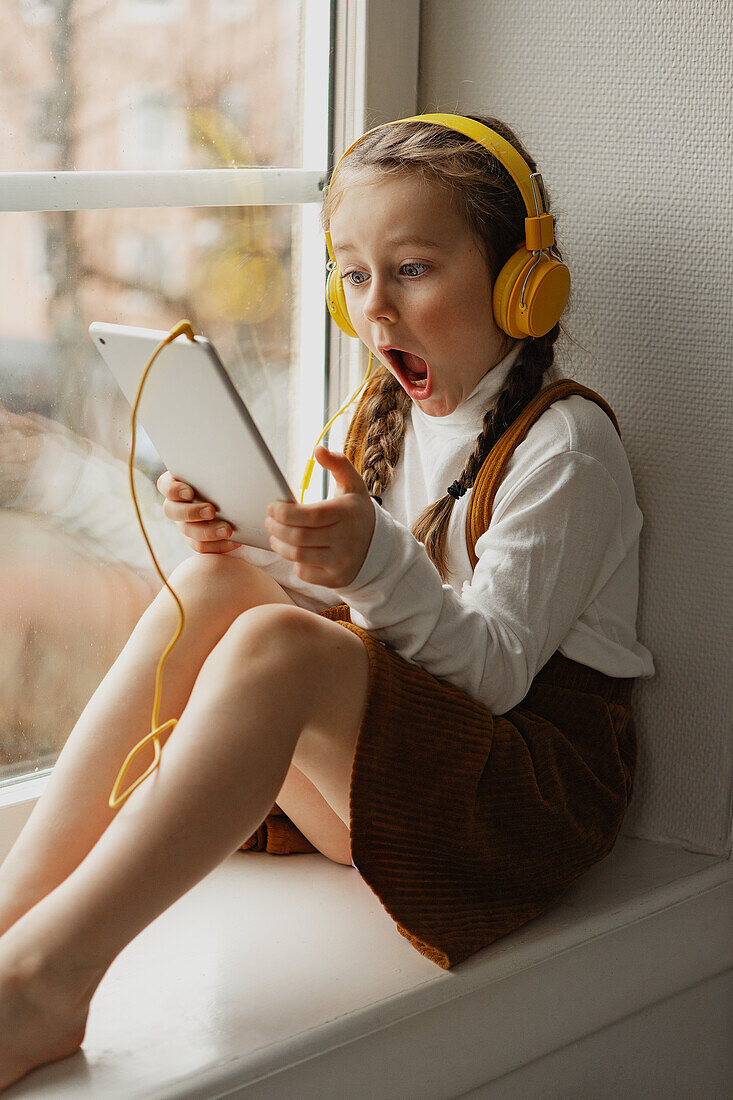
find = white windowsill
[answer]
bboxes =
[4,831,731,1099]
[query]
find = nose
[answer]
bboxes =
[361,274,398,325]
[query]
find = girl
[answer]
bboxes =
[0,113,654,1090]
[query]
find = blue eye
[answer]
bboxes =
[343,262,428,286]
[401,262,429,277]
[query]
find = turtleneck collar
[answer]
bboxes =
[410,339,529,431]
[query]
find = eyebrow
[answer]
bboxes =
[333,234,442,253]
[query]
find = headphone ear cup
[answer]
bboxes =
[492,247,532,336]
[493,246,571,338]
[325,266,359,339]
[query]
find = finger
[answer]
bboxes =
[178,518,236,542]
[156,470,173,495]
[267,500,339,528]
[267,533,332,566]
[292,562,331,585]
[264,516,331,547]
[162,499,219,524]
[157,470,195,502]
[184,541,241,555]
[183,534,242,554]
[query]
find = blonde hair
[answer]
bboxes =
[321,115,565,582]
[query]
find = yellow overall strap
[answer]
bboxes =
[342,364,390,474]
[466,378,622,569]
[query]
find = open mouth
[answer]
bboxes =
[379,347,433,398]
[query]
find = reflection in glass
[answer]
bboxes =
[0,199,300,784]
[1,0,303,172]
[0,0,315,783]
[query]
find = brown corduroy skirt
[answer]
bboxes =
[317,603,637,971]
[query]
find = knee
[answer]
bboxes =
[140,554,264,638]
[222,604,319,675]
[169,553,262,609]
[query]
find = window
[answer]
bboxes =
[0,0,332,801]
[117,227,184,297]
[218,81,250,130]
[119,87,188,167]
[120,0,183,25]
[0,0,421,850]
[19,0,56,27]
[213,0,258,22]
[31,88,63,156]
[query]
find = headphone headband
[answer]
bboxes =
[323,112,570,341]
[325,112,547,261]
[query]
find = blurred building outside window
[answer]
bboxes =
[19,0,56,28]
[0,0,331,792]
[213,0,258,24]
[120,87,188,167]
[218,81,250,130]
[120,0,183,25]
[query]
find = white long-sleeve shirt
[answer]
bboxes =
[234,339,655,714]
[13,339,655,716]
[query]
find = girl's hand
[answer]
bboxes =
[157,470,242,554]
[265,445,376,588]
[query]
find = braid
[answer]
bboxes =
[356,369,412,502]
[411,326,559,582]
[473,329,555,470]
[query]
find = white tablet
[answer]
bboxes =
[89,321,296,551]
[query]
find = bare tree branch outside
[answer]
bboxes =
[0,0,307,780]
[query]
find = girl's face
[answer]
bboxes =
[329,169,515,417]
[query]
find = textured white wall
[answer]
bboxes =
[418,0,733,854]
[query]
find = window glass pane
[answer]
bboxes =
[0,0,331,787]
[3,0,303,171]
[0,201,314,784]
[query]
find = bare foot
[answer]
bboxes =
[0,941,101,1093]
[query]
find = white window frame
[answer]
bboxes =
[0,0,420,860]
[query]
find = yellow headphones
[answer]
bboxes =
[324,112,571,341]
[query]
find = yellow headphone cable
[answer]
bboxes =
[108,321,373,808]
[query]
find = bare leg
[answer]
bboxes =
[0,604,336,1092]
[0,554,296,936]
